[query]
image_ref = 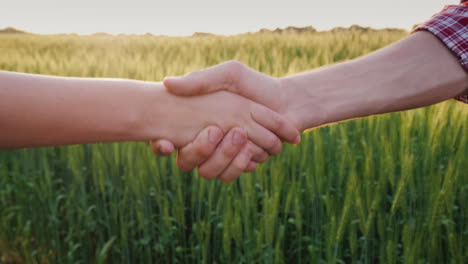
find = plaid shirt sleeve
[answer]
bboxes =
[413,1,468,104]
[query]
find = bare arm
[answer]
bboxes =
[282,31,468,130]
[0,71,160,148]
[0,71,298,150]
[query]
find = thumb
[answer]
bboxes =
[163,60,246,96]
[150,139,175,156]
[164,61,282,112]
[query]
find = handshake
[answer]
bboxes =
[148,61,314,183]
[0,59,325,174]
[3,31,457,181]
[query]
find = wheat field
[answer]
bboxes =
[0,31,467,263]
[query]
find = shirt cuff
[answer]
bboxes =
[413,5,468,104]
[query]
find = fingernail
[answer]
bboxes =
[232,131,246,145]
[208,128,222,143]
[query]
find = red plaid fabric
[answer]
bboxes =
[413,1,468,103]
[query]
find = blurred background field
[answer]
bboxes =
[0,30,467,263]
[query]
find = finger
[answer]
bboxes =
[246,122,283,156]
[198,128,247,179]
[218,143,256,183]
[248,142,269,163]
[250,104,301,145]
[176,126,223,171]
[163,61,245,96]
[150,139,175,156]
[164,61,282,110]
[245,161,258,172]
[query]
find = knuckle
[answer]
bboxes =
[232,158,247,172]
[226,60,245,71]
[221,145,237,160]
[222,74,238,92]
[188,69,209,91]
[223,60,246,93]
[244,144,257,157]
[230,146,254,172]
[194,145,213,159]
[267,135,281,152]
[229,154,251,174]
[198,167,216,180]
[270,113,283,131]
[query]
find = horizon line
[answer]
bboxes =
[0,24,411,37]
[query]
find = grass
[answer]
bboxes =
[0,30,467,263]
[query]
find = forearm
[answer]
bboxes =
[0,71,168,149]
[282,31,468,131]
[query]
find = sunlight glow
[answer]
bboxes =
[0,0,459,35]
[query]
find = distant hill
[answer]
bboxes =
[91,32,113,37]
[192,32,216,37]
[0,26,407,37]
[258,25,406,34]
[0,27,28,34]
[259,26,317,34]
[330,24,406,33]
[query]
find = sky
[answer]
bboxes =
[0,0,461,35]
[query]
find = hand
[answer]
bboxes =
[150,87,299,181]
[152,61,305,182]
[155,90,299,151]
[151,126,268,182]
[165,60,302,128]
[150,89,299,182]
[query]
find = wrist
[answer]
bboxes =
[279,63,365,131]
[135,83,211,147]
[127,81,174,141]
[280,60,385,131]
[279,76,327,131]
